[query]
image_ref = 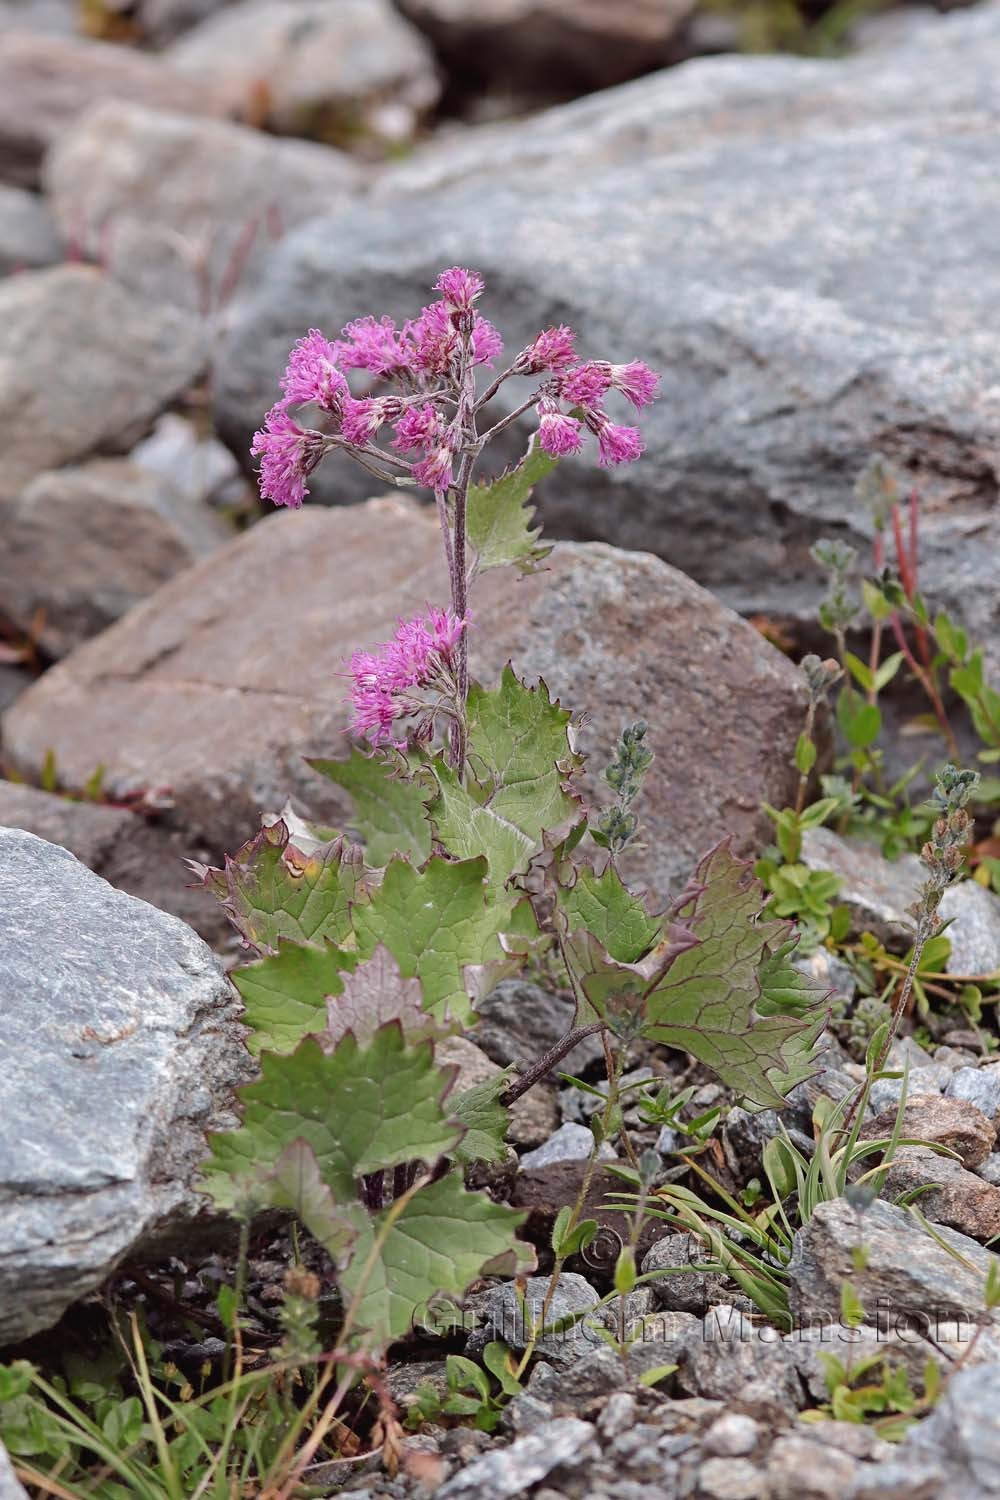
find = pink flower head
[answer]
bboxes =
[413,444,454,494]
[337,315,414,379]
[281,329,347,413]
[471,314,504,366]
[340,396,401,446]
[591,414,645,467]
[392,402,445,454]
[536,400,584,458]
[348,608,468,745]
[407,301,503,375]
[516,325,577,374]
[251,402,324,509]
[609,361,660,410]
[434,266,485,314]
[559,361,612,409]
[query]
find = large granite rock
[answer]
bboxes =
[43,101,360,312]
[0,30,219,186]
[1,497,809,905]
[165,0,439,147]
[0,829,251,1346]
[214,6,1000,667]
[0,459,232,658]
[0,783,234,948]
[0,266,204,504]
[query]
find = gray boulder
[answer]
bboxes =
[0,265,204,504]
[788,1197,999,1331]
[214,6,1000,668]
[43,101,359,313]
[0,459,232,658]
[0,30,219,187]
[165,0,439,147]
[0,829,251,1346]
[857,1364,1000,1499]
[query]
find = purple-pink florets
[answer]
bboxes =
[349,608,469,746]
[252,266,659,507]
[251,403,323,509]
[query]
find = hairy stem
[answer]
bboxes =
[842,909,936,1133]
[499,1023,607,1106]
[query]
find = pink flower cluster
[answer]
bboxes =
[251,267,659,509]
[349,607,468,745]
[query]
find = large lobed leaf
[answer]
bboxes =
[466,438,555,578]
[233,941,357,1055]
[427,665,583,892]
[190,819,365,954]
[352,854,510,1024]
[308,749,432,867]
[340,1173,532,1345]
[202,1025,463,1208]
[565,841,828,1109]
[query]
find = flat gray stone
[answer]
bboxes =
[0,458,232,658]
[0,265,204,504]
[0,828,251,1345]
[860,1364,1000,1499]
[0,29,220,186]
[788,1197,999,1330]
[165,0,439,145]
[471,1273,602,1366]
[946,1065,1000,1129]
[437,1416,598,1500]
[519,1122,615,1171]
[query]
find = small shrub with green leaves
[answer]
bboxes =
[188,268,829,1377]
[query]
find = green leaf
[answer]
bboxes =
[340,1172,531,1346]
[449,1071,513,1166]
[568,842,826,1109]
[352,855,508,1023]
[234,941,357,1055]
[323,945,437,1049]
[308,749,432,867]
[466,437,555,577]
[558,863,660,964]
[756,940,834,1018]
[840,1280,865,1329]
[446,1355,490,1402]
[637,1364,678,1388]
[426,666,583,891]
[482,1341,522,1397]
[874,651,905,692]
[0,1363,33,1402]
[795,733,817,775]
[644,844,826,1105]
[201,1027,463,1208]
[613,1246,637,1296]
[190,819,365,954]
[843,653,873,693]
[837,689,881,751]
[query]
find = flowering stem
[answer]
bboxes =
[477,393,542,448]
